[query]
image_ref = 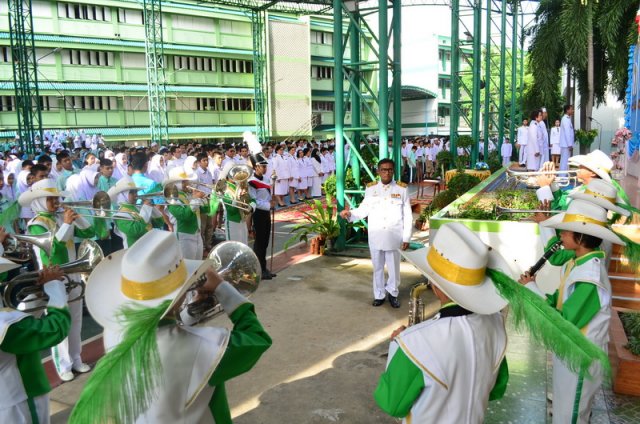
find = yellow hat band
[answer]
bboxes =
[584,188,615,204]
[426,246,486,286]
[42,187,60,195]
[562,213,606,227]
[121,260,187,301]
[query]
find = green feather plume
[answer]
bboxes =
[487,268,610,379]
[69,300,171,424]
[613,231,640,271]
[0,200,20,228]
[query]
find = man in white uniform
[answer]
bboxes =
[559,104,575,172]
[539,108,550,163]
[340,159,412,308]
[517,118,529,166]
[527,110,542,171]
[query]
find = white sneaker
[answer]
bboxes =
[59,371,75,382]
[73,363,91,373]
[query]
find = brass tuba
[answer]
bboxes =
[4,232,53,263]
[3,240,104,312]
[177,241,261,326]
[408,282,431,326]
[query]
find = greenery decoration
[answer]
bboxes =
[322,169,357,200]
[432,190,458,210]
[575,129,599,148]
[619,312,640,356]
[283,195,340,250]
[447,173,481,196]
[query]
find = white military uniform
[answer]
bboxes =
[539,120,550,163]
[347,180,412,300]
[550,126,561,155]
[517,124,528,165]
[559,114,575,171]
[392,312,507,423]
[526,121,541,171]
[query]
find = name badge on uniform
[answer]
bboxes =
[391,193,401,199]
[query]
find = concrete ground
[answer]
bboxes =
[50,252,435,423]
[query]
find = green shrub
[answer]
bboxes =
[456,135,474,151]
[436,150,453,170]
[419,204,442,221]
[447,173,481,196]
[432,189,458,210]
[621,312,640,356]
[322,168,357,199]
[453,200,494,220]
[486,150,502,173]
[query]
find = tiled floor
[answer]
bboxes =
[485,316,640,423]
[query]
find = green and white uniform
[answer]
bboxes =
[27,212,94,377]
[112,203,162,249]
[223,182,255,245]
[0,279,70,424]
[104,282,271,423]
[537,180,629,212]
[527,237,610,424]
[374,304,508,423]
[167,191,210,259]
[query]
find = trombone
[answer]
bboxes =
[58,191,138,221]
[166,183,254,213]
[2,239,104,312]
[506,169,579,188]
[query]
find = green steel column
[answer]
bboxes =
[8,0,42,154]
[392,0,402,178]
[378,0,389,161]
[482,0,492,160]
[509,2,518,144]
[449,0,460,165]
[334,0,346,250]
[497,0,507,153]
[350,13,361,188]
[470,0,482,167]
[252,9,269,143]
[519,9,524,123]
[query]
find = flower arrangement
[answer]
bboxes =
[475,161,489,170]
[611,127,632,178]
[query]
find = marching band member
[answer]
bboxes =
[375,223,509,422]
[163,168,207,260]
[219,162,255,245]
[19,179,95,382]
[0,250,70,423]
[72,230,272,423]
[108,176,162,249]
[520,199,624,423]
[248,154,276,280]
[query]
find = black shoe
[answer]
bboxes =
[372,298,385,307]
[264,269,277,278]
[261,272,272,280]
[388,294,401,309]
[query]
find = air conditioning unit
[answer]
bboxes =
[438,117,445,126]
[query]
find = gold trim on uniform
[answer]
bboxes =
[396,181,408,188]
[367,181,378,188]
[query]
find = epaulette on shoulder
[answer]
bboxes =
[367,181,378,188]
[396,181,408,188]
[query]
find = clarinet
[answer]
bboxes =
[526,240,562,276]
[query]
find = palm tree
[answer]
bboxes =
[528,0,640,129]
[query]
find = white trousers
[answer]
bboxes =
[560,147,571,171]
[502,156,511,167]
[178,232,203,260]
[518,145,527,164]
[552,354,603,424]
[2,395,49,424]
[52,284,83,375]
[370,249,400,299]
[227,220,248,245]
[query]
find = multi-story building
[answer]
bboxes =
[0,1,376,145]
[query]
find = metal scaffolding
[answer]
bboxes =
[251,8,270,143]
[143,0,170,146]
[8,0,42,154]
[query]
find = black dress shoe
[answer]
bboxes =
[261,273,272,280]
[372,298,385,307]
[388,294,401,309]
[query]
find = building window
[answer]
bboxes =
[0,96,15,112]
[0,47,11,63]
[220,59,253,73]
[438,105,451,118]
[173,56,217,72]
[311,65,333,80]
[310,30,332,45]
[63,49,113,67]
[34,96,59,111]
[58,3,110,21]
[196,98,218,111]
[67,96,117,110]
[311,101,334,112]
[117,8,143,25]
[220,98,253,111]
[438,78,451,90]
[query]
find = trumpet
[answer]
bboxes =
[4,232,53,263]
[2,239,104,312]
[506,169,579,188]
[494,205,563,217]
[177,241,261,326]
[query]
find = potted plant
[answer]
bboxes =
[575,129,598,155]
[283,194,340,254]
[610,308,640,396]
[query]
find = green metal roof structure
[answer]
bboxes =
[400,85,438,100]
